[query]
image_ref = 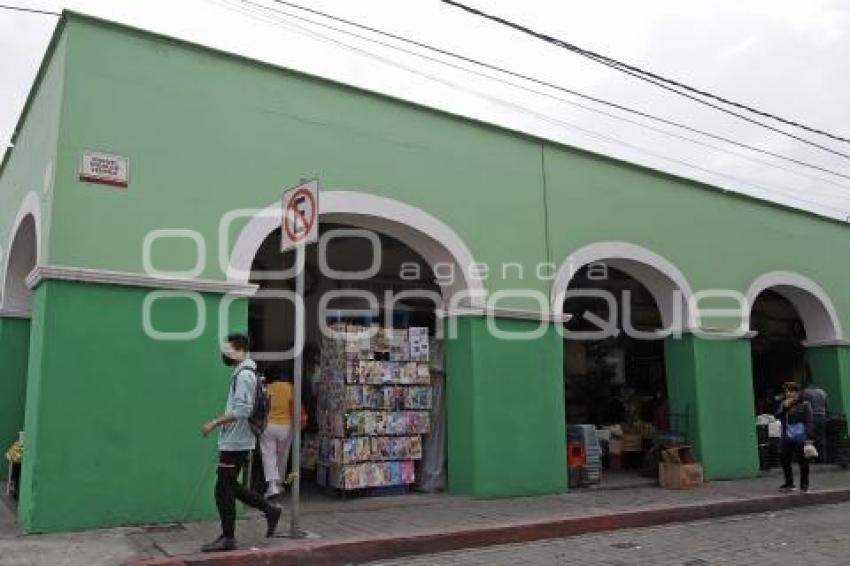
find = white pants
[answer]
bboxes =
[260,424,293,484]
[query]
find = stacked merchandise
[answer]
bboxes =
[827,414,850,467]
[566,439,584,489]
[317,324,432,491]
[599,425,623,470]
[755,414,780,470]
[301,434,319,471]
[756,424,770,470]
[568,425,602,486]
[765,416,783,468]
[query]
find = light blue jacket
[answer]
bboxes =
[218,359,257,451]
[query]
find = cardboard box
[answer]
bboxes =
[661,446,696,464]
[658,462,703,489]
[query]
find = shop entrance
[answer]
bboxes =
[0,212,37,515]
[246,222,448,499]
[750,289,814,471]
[750,290,807,415]
[561,264,677,487]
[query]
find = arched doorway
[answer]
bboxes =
[1,204,40,508]
[228,190,484,306]
[749,290,807,413]
[228,191,480,497]
[562,265,668,425]
[3,214,38,313]
[553,243,694,487]
[747,272,843,467]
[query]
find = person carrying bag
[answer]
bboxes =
[776,382,814,493]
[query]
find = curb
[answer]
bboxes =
[133,488,850,566]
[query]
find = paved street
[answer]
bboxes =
[370,501,850,566]
[1,468,849,565]
[134,468,850,559]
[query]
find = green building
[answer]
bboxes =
[1,12,848,533]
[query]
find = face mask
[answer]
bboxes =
[222,353,236,367]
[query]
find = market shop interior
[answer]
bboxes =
[750,290,807,415]
[561,264,682,488]
[750,290,827,470]
[1,214,36,513]
[246,223,447,500]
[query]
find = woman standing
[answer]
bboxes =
[259,365,295,499]
[776,382,814,493]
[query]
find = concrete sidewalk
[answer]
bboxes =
[1,467,849,566]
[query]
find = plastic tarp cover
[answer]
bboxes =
[418,337,447,492]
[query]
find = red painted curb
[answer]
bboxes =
[131,488,850,566]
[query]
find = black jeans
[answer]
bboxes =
[215,450,274,538]
[781,441,810,489]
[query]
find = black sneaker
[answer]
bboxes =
[201,536,237,553]
[801,485,810,493]
[779,483,795,491]
[265,505,282,538]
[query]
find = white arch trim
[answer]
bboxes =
[227,190,486,306]
[551,241,697,330]
[1,191,42,314]
[746,271,843,344]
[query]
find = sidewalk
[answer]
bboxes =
[1,467,849,566]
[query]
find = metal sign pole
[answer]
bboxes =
[290,242,305,537]
[281,178,317,539]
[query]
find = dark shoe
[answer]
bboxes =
[801,485,810,493]
[265,505,282,538]
[265,489,284,501]
[779,483,795,491]
[201,536,237,552]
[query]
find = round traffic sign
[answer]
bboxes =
[284,187,317,243]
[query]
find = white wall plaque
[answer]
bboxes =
[79,150,129,188]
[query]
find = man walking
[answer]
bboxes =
[802,376,829,463]
[201,332,281,552]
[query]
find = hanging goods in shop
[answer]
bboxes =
[567,425,602,487]
[316,324,433,491]
[826,415,850,466]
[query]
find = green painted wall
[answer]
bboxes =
[808,346,850,418]
[40,15,850,329]
[49,18,549,309]
[18,279,248,533]
[0,317,30,477]
[542,145,850,332]
[17,286,46,530]
[444,317,475,493]
[665,335,759,480]
[0,30,65,275]
[447,317,566,496]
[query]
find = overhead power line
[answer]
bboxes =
[441,0,850,148]
[228,0,850,186]
[0,4,60,16]
[217,0,850,216]
[441,0,850,162]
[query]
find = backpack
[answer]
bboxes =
[232,367,271,436]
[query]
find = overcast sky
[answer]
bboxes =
[3,0,850,220]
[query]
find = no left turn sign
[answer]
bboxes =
[281,179,319,251]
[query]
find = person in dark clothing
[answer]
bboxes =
[200,333,282,552]
[776,382,814,493]
[801,379,829,463]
